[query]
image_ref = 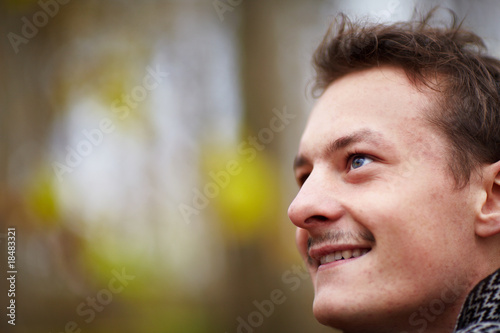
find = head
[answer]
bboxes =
[288,11,500,333]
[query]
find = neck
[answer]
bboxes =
[340,300,466,333]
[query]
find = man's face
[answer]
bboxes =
[288,67,483,332]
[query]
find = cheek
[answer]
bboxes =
[357,181,473,271]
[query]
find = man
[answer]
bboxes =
[287,11,500,333]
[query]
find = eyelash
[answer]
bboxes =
[295,151,374,186]
[345,151,373,170]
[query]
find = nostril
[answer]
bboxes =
[305,215,329,223]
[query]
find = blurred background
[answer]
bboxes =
[1,0,500,332]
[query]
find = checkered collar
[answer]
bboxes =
[454,268,500,332]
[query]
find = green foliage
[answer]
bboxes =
[26,171,60,225]
[201,143,281,242]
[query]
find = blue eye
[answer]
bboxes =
[350,155,373,170]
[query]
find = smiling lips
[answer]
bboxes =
[319,248,370,265]
[308,245,372,267]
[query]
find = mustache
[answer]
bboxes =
[307,230,375,263]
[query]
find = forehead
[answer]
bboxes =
[299,67,438,157]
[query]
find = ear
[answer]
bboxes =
[476,161,500,238]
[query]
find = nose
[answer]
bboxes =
[287,169,345,230]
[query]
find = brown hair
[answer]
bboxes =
[313,10,500,187]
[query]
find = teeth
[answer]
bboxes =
[342,249,352,259]
[320,253,337,265]
[319,249,370,265]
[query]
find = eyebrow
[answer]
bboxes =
[293,129,390,171]
[327,129,376,153]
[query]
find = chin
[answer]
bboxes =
[312,292,402,333]
[312,293,359,331]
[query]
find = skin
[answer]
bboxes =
[288,66,499,333]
